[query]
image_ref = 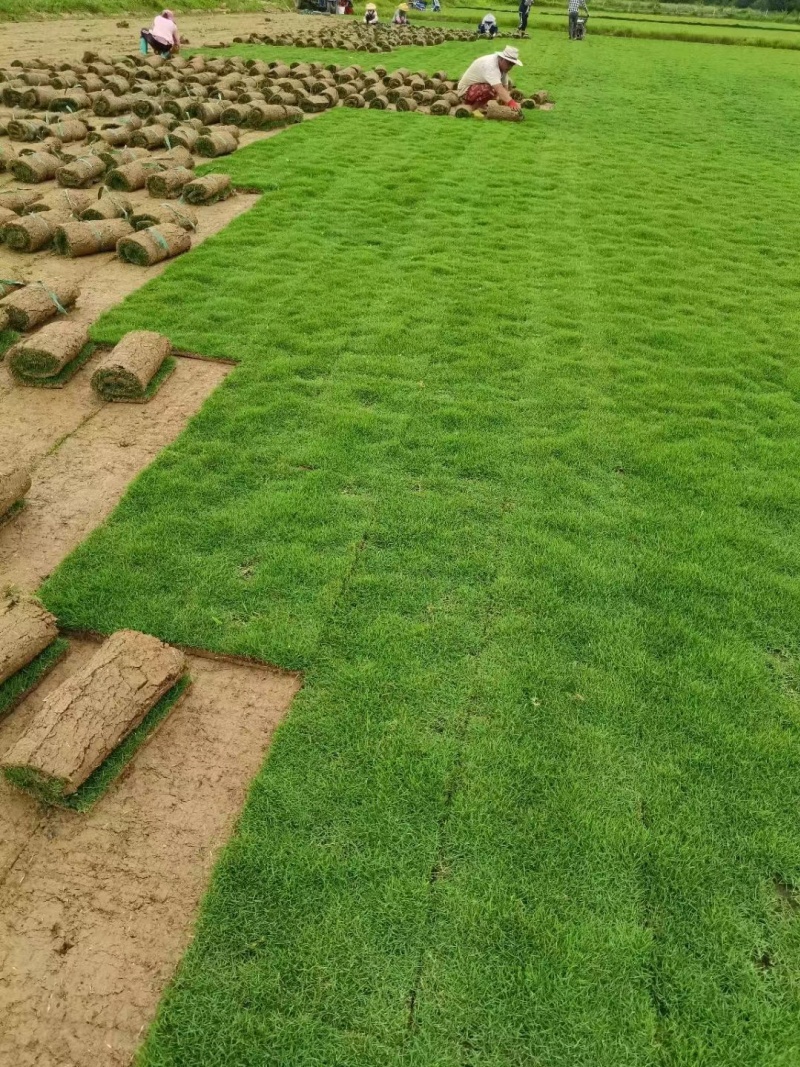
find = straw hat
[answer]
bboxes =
[497,45,523,66]
[366,2,376,7]
[400,3,409,10]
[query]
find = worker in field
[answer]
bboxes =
[568,0,588,37]
[139,9,180,56]
[392,3,410,24]
[457,45,522,111]
[364,1,379,21]
[518,0,533,31]
[477,12,499,37]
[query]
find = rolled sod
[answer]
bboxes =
[129,123,169,149]
[130,202,197,232]
[145,166,194,199]
[1,629,186,804]
[0,189,44,214]
[9,152,62,184]
[3,213,59,252]
[91,330,172,401]
[182,172,231,205]
[54,218,133,257]
[8,320,90,385]
[116,223,191,266]
[52,90,92,112]
[486,100,524,122]
[96,146,149,169]
[80,193,133,221]
[343,94,366,109]
[0,280,79,331]
[150,146,195,170]
[397,97,419,112]
[0,465,33,527]
[93,91,135,116]
[89,125,131,147]
[0,144,18,173]
[6,118,50,142]
[0,638,70,724]
[0,594,58,687]
[105,159,164,192]
[56,154,106,188]
[195,130,237,158]
[48,118,89,143]
[168,125,200,150]
[19,86,58,110]
[0,205,17,230]
[451,104,472,118]
[368,95,389,110]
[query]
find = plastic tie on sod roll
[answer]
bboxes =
[35,282,68,315]
[151,227,169,252]
[0,278,25,289]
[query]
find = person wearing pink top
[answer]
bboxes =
[140,9,180,57]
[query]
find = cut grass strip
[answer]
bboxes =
[3,674,191,809]
[0,638,69,722]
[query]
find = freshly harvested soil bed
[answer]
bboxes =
[7,321,89,384]
[91,330,171,401]
[2,630,186,803]
[0,355,230,591]
[0,464,32,524]
[0,595,58,687]
[0,637,300,1067]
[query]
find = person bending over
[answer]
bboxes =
[477,12,498,37]
[140,9,180,56]
[518,0,533,31]
[568,0,588,38]
[457,44,522,111]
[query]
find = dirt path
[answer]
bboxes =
[0,637,300,1067]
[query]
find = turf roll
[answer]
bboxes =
[451,104,472,118]
[52,90,92,112]
[0,594,58,686]
[116,223,191,266]
[93,91,134,116]
[0,206,17,231]
[54,218,133,257]
[131,95,159,119]
[18,85,58,110]
[430,99,450,116]
[130,202,197,231]
[343,94,366,109]
[195,130,238,157]
[6,118,50,142]
[182,172,231,204]
[96,146,149,169]
[48,118,89,143]
[368,95,389,110]
[163,96,195,119]
[396,97,418,112]
[486,100,524,122]
[56,154,106,188]
[89,125,131,147]
[145,166,194,198]
[0,466,32,526]
[105,159,163,192]
[0,280,79,330]
[169,125,200,150]
[190,100,224,124]
[1,630,186,803]
[7,321,89,381]
[91,329,171,400]
[3,213,58,252]
[9,151,62,183]
[151,145,195,170]
[129,124,169,149]
[80,192,132,221]
[0,190,45,215]
[0,144,18,173]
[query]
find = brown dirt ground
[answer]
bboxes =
[0,351,230,591]
[0,636,301,1067]
[0,10,319,65]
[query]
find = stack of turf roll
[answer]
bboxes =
[145,166,194,198]
[54,218,133,257]
[91,330,174,402]
[7,320,90,387]
[3,213,59,253]
[182,172,231,205]
[0,280,79,331]
[117,223,191,266]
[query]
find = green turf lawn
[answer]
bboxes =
[42,30,800,1067]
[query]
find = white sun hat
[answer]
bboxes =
[497,45,523,65]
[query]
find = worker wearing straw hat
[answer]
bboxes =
[364,1,379,20]
[457,45,523,111]
[392,3,410,23]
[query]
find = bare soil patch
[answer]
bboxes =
[0,636,301,1067]
[0,352,230,591]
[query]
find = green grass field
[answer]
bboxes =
[40,30,800,1067]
